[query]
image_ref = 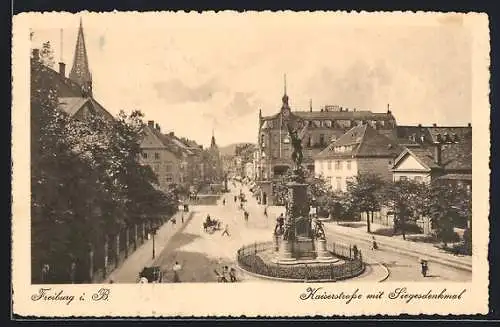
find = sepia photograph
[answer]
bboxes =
[12,11,490,316]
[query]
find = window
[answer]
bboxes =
[153,164,160,172]
[165,162,173,173]
[154,152,160,160]
[399,176,408,181]
[319,134,325,146]
[142,152,148,159]
[414,176,423,182]
[327,160,332,170]
[336,177,342,191]
[335,161,341,170]
[166,174,174,183]
[346,160,351,170]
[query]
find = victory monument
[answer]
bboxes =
[272,119,337,264]
[236,94,364,281]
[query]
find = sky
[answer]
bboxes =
[30,12,473,148]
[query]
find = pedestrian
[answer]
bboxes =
[221,224,230,237]
[173,261,182,283]
[371,236,378,250]
[172,216,177,226]
[420,259,429,277]
[181,213,184,223]
[221,266,229,282]
[244,210,249,222]
[240,202,243,210]
[41,264,50,283]
[353,245,359,259]
[234,195,237,203]
[229,267,237,282]
[222,198,226,206]
[264,206,268,217]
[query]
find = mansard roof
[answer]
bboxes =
[315,124,402,159]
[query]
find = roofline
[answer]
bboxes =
[397,125,472,128]
[391,147,433,171]
[391,168,432,173]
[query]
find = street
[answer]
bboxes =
[110,182,472,283]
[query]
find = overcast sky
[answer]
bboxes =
[31,12,473,147]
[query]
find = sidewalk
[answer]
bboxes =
[324,221,472,272]
[105,211,194,283]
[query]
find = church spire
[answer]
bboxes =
[284,73,287,95]
[69,17,93,97]
[210,129,217,148]
[281,73,289,107]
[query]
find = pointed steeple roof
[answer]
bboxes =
[281,73,289,107]
[210,129,217,148]
[69,18,92,95]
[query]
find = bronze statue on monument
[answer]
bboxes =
[286,121,308,172]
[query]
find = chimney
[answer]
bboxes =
[155,123,160,132]
[32,48,40,61]
[147,120,154,128]
[467,123,471,127]
[58,62,66,77]
[418,123,422,128]
[169,132,174,136]
[432,123,437,127]
[434,144,442,166]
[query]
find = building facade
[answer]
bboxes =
[139,121,190,191]
[256,85,397,181]
[392,125,472,186]
[314,124,403,191]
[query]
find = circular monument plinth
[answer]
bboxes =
[237,242,365,282]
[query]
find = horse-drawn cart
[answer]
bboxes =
[203,218,222,234]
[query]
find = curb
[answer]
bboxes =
[236,262,366,283]
[329,227,472,272]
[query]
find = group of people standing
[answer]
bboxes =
[214,265,238,283]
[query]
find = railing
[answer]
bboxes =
[237,241,364,281]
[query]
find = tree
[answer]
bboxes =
[423,180,465,247]
[30,55,177,282]
[383,179,426,240]
[345,173,386,233]
[32,41,55,68]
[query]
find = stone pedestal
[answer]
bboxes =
[278,239,296,262]
[314,239,334,261]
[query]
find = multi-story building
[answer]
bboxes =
[244,162,255,180]
[391,125,472,233]
[139,120,194,191]
[314,124,403,191]
[391,124,472,186]
[256,84,397,181]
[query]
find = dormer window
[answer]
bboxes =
[436,133,442,143]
